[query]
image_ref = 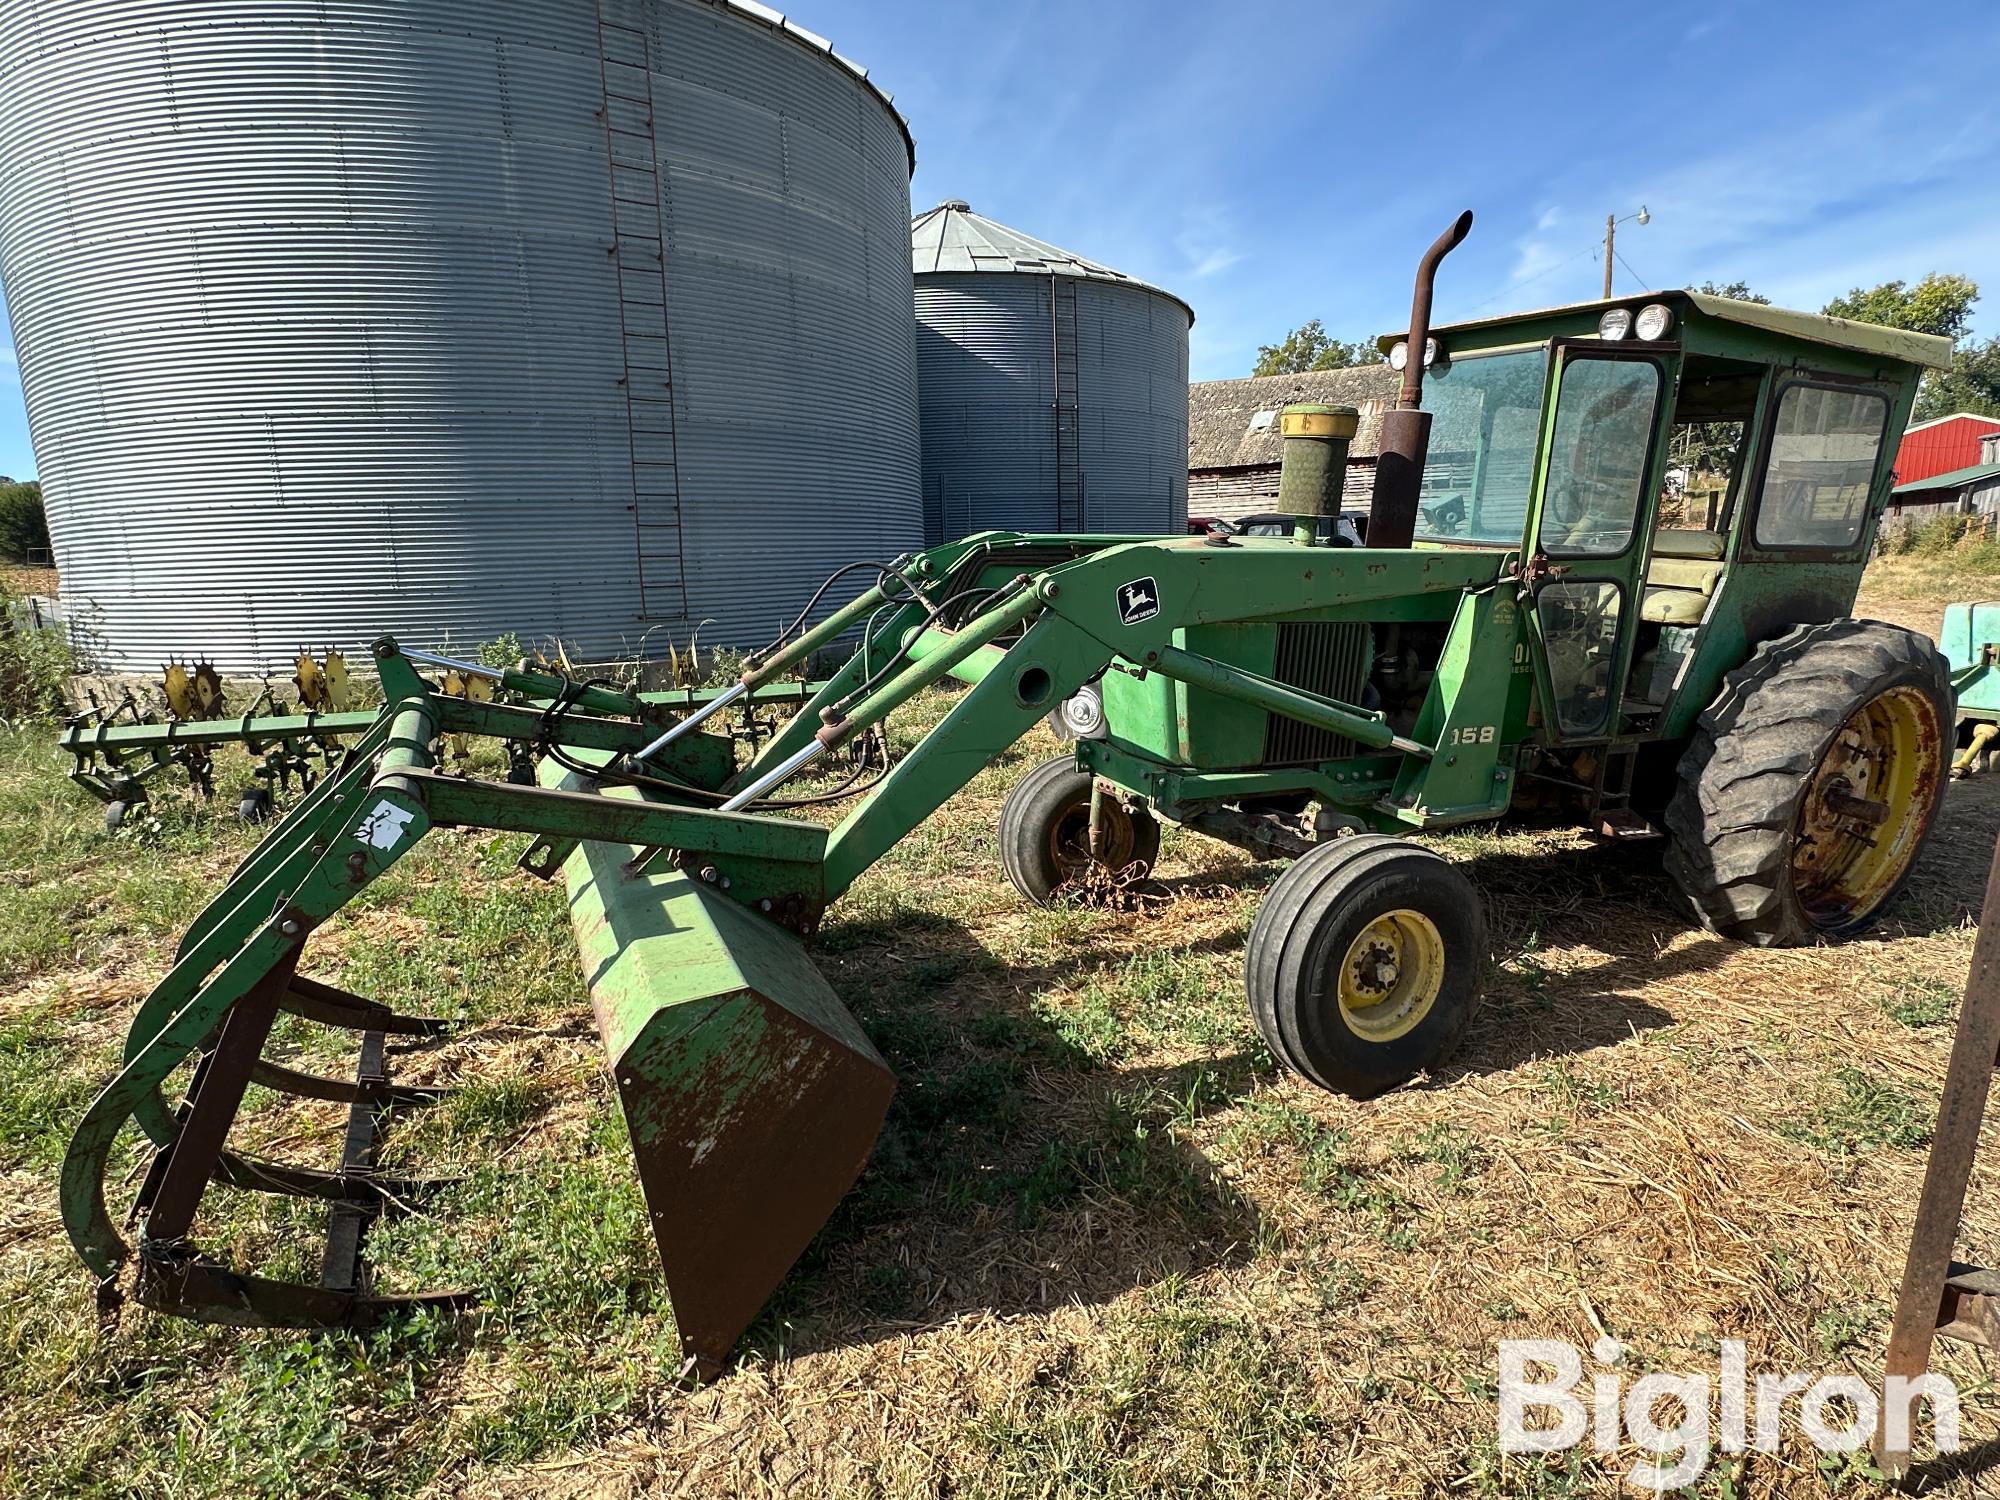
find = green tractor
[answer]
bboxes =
[63,212,1958,1373]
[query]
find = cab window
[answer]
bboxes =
[1538,358,1662,557]
[1413,349,1546,545]
[1752,383,1890,550]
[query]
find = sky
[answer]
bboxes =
[2,0,1998,478]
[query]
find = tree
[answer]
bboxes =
[1913,335,2000,422]
[0,480,46,562]
[1822,273,1978,343]
[1252,319,1384,377]
[1693,279,1769,305]
[1822,273,1995,422]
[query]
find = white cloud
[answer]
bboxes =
[1174,204,1245,280]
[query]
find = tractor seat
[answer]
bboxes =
[1640,529,1725,625]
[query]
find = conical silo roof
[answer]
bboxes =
[910,201,1194,322]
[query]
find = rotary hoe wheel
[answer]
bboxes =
[998,755,1159,906]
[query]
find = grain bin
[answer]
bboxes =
[0,0,922,672]
[910,201,1192,544]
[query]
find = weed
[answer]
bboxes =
[1812,1300,1884,1357]
[1415,1120,1486,1190]
[1880,975,1956,1028]
[1781,1067,1931,1155]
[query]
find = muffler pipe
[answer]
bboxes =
[1370,210,1474,550]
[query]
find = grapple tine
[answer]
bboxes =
[562,835,893,1375]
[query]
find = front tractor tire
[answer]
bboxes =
[1246,835,1487,1098]
[1665,620,1952,947]
[998,755,1160,906]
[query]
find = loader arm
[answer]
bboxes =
[62,531,1522,1378]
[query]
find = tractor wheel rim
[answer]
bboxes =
[1791,684,1942,928]
[1051,796,1135,875]
[1335,909,1445,1042]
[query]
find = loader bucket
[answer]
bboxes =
[561,830,894,1374]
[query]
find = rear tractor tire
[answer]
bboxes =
[1245,835,1487,1098]
[1664,620,1951,946]
[998,755,1160,906]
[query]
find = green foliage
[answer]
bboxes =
[1781,1067,1931,1155]
[0,583,81,724]
[1820,273,1997,422]
[1693,279,1770,305]
[1822,272,1979,342]
[1251,318,1384,377]
[1913,333,2000,421]
[0,480,46,561]
[1883,512,2000,568]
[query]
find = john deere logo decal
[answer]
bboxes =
[1117,577,1160,626]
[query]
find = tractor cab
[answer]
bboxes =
[1385,292,1951,746]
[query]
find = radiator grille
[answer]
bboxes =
[1263,621,1372,765]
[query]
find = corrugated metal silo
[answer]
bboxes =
[910,201,1192,543]
[0,0,921,672]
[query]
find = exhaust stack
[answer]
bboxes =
[1369,210,1474,550]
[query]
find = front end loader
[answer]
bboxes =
[64,214,1966,1373]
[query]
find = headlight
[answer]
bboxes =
[1597,307,1634,340]
[1058,683,1107,739]
[1387,338,1438,372]
[1635,303,1675,340]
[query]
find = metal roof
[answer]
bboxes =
[910,201,1194,322]
[720,0,914,172]
[1188,366,1398,468]
[1387,291,1954,371]
[1893,459,2000,496]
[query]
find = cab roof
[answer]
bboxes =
[1378,290,1954,371]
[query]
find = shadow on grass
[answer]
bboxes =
[749,912,1277,1364]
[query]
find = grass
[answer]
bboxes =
[3,583,2000,1496]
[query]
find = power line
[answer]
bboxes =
[1612,247,1651,293]
[1466,240,1604,314]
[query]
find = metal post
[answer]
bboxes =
[1875,831,2000,1477]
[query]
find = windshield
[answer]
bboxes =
[1413,349,1548,546]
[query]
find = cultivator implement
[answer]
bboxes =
[60,653,822,828]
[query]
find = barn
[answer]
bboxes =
[1187,365,1395,524]
[1895,411,2000,485]
[1887,429,2000,525]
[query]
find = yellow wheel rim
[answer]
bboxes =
[1791,684,1943,929]
[1336,909,1445,1042]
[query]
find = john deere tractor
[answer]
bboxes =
[63,212,1957,1373]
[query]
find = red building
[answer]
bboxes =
[1896,411,2000,484]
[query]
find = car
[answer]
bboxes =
[1228,510,1367,546]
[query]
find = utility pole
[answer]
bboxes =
[1602,206,1649,299]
